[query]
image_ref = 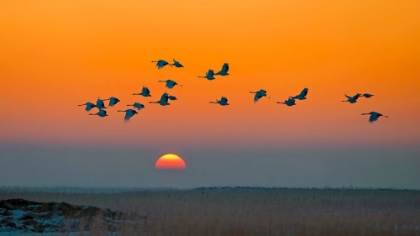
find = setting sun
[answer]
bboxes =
[155,154,186,170]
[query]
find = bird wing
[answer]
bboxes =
[124,109,136,120]
[221,97,228,103]
[300,88,308,97]
[345,95,352,100]
[254,93,260,103]
[222,63,229,73]
[369,113,379,123]
[160,93,169,102]
[208,70,214,77]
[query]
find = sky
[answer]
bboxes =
[1,0,419,189]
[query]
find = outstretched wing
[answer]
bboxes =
[369,113,379,123]
[168,95,177,100]
[86,102,95,111]
[300,88,308,97]
[345,94,352,100]
[254,93,260,103]
[221,97,228,103]
[142,86,150,94]
[208,69,214,77]
[221,63,229,73]
[160,92,169,102]
[124,109,136,121]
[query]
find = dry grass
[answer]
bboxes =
[1,187,420,236]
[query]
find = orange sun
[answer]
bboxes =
[155,154,186,170]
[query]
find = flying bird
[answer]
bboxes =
[96,98,107,109]
[133,86,151,97]
[342,93,362,104]
[170,58,183,68]
[78,102,96,112]
[89,109,108,117]
[118,109,138,121]
[250,89,269,103]
[159,79,182,89]
[104,97,120,107]
[210,96,229,106]
[198,69,216,80]
[361,111,388,123]
[277,97,296,106]
[362,93,374,98]
[152,59,170,69]
[215,63,229,76]
[127,102,145,110]
[149,92,170,106]
[291,88,308,100]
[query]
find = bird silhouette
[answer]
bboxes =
[149,92,170,106]
[89,109,108,117]
[291,88,308,100]
[159,79,182,89]
[170,58,183,68]
[78,102,96,112]
[104,97,120,107]
[361,111,388,123]
[152,60,170,69]
[215,63,229,76]
[342,93,362,104]
[250,89,269,103]
[362,93,374,98]
[133,86,151,97]
[118,109,138,121]
[127,102,145,110]
[277,97,296,106]
[210,96,229,106]
[96,98,107,109]
[198,69,216,80]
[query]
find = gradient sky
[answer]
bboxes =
[1,0,419,189]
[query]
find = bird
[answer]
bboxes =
[159,79,182,89]
[215,63,229,76]
[361,111,388,123]
[149,92,170,106]
[89,109,108,117]
[277,97,296,106]
[168,95,177,100]
[127,102,145,110]
[104,97,120,107]
[118,109,138,121]
[152,59,170,69]
[250,89,269,103]
[133,86,151,97]
[362,93,374,98]
[170,58,183,68]
[291,88,308,100]
[198,69,216,80]
[78,102,96,112]
[210,96,229,106]
[96,98,107,109]
[342,93,362,104]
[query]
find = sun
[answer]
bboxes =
[155,154,186,170]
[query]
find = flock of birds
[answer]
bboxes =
[78,59,388,123]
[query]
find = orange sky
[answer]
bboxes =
[1,0,419,149]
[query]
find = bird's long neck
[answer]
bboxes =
[89,114,96,115]
[150,101,158,103]
[78,104,86,106]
